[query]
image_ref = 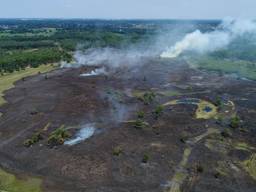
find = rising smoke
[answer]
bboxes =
[62,47,160,70]
[80,67,107,77]
[64,125,96,146]
[61,19,256,70]
[161,19,256,58]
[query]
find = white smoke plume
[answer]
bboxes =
[64,125,95,146]
[80,67,106,77]
[161,19,256,58]
[62,47,159,70]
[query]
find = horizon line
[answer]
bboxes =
[0,17,224,21]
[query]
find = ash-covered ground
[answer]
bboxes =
[0,58,256,192]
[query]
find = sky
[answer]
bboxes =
[0,0,255,19]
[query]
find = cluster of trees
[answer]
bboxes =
[53,30,147,51]
[0,40,56,50]
[0,20,155,74]
[0,48,71,73]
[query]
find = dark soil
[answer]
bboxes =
[0,59,256,192]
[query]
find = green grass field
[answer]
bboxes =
[0,168,42,192]
[188,56,256,80]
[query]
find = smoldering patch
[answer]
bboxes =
[64,124,96,146]
[80,67,107,77]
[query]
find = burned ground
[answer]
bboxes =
[0,59,256,192]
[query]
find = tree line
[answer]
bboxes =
[0,48,71,74]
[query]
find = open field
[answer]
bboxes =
[0,64,56,106]
[0,168,41,192]
[189,56,256,80]
[0,59,256,192]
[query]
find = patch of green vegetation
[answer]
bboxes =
[0,48,71,73]
[113,146,123,156]
[242,154,256,180]
[229,115,240,128]
[173,172,186,181]
[142,154,150,163]
[188,56,256,80]
[137,111,145,119]
[180,147,192,167]
[234,142,255,151]
[215,161,229,177]
[0,40,56,50]
[158,90,181,97]
[215,96,224,108]
[133,119,149,130]
[131,90,146,98]
[139,91,155,105]
[47,125,71,146]
[23,132,43,147]
[0,64,56,106]
[0,168,42,192]
[152,105,164,119]
[0,28,56,38]
[159,90,212,97]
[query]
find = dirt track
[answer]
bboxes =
[0,59,256,192]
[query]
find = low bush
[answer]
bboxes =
[230,115,240,128]
[153,105,164,119]
[47,126,70,146]
[137,111,145,119]
[23,132,43,147]
[133,119,148,129]
[113,146,123,156]
[140,92,155,105]
[142,154,150,163]
[215,96,223,107]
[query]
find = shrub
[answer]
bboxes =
[215,96,223,107]
[153,105,164,119]
[23,132,43,147]
[113,146,123,156]
[133,119,148,129]
[47,126,70,146]
[137,111,145,119]
[140,92,155,105]
[142,154,149,163]
[230,115,240,128]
